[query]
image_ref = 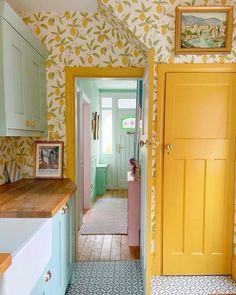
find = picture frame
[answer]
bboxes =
[34,141,64,179]
[175,6,233,54]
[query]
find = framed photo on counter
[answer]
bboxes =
[34,141,64,179]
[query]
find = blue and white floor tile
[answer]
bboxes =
[152,275,236,295]
[66,261,144,295]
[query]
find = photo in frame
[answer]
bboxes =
[34,141,64,179]
[175,6,233,54]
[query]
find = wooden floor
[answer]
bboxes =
[77,189,140,262]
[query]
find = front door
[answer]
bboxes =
[163,72,236,275]
[116,109,136,188]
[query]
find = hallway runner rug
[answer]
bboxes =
[80,198,127,235]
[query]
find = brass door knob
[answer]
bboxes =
[166,144,173,151]
[140,140,148,147]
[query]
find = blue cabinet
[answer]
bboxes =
[0,1,48,136]
[52,195,75,295]
[96,164,108,195]
[31,195,75,295]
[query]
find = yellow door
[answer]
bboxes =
[163,73,236,275]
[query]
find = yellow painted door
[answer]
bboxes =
[163,73,236,275]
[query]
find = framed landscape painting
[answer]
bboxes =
[175,6,233,54]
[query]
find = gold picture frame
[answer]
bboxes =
[175,6,233,55]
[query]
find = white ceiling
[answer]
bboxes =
[94,79,138,91]
[6,0,97,12]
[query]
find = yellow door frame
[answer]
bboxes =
[153,63,236,276]
[65,66,144,182]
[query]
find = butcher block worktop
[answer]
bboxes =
[0,178,76,218]
[0,253,11,274]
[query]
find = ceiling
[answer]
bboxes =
[6,0,97,12]
[94,79,138,91]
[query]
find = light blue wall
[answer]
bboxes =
[77,80,99,204]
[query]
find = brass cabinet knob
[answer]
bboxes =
[60,206,66,215]
[30,121,35,127]
[65,203,69,210]
[25,120,30,127]
[44,270,52,282]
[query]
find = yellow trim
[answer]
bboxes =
[153,63,236,276]
[65,66,145,275]
[65,66,144,182]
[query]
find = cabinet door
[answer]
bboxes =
[61,196,75,289]
[2,20,26,130]
[30,262,53,295]
[25,47,47,131]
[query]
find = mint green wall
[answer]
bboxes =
[77,80,99,204]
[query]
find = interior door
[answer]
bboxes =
[163,73,236,275]
[140,48,155,295]
[116,109,136,188]
[75,91,84,232]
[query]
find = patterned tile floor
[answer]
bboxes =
[66,261,144,295]
[152,275,236,295]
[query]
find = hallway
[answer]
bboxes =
[78,189,140,261]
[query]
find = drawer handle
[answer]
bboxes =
[44,270,52,282]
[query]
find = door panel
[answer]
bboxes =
[116,109,135,188]
[163,73,236,275]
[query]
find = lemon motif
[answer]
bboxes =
[116,40,123,49]
[82,19,88,28]
[161,25,168,35]
[87,55,93,64]
[34,26,41,36]
[98,34,105,43]
[59,45,65,53]
[55,88,60,96]
[75,47,80,56]
[144,24,150,33]
[122,56,128,65]
[55,35,60,42]
[64,12,71,20]
[139,12,145,21]
[117,3,123,13]
[70,26,77,36]
[156,4,163,13]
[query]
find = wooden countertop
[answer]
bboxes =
[0,178,77,218]
[0,253,11,274]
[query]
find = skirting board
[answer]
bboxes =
[232,255,236,281]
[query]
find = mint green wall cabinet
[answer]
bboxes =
[96,164,108,195]
[51,195,75,295]
[0,1,48,136]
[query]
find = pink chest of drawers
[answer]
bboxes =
[127,172,141,246]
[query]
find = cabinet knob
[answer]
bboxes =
[44,270,52,282]
[61,206,66,215]
[25,120,29,127]
[30,121,35,127]
[65,203,69,210]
